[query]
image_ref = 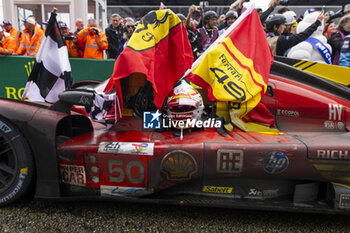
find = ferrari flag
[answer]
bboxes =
[186,5,277,133]
[105,9,193,109]
[22,11,72,103]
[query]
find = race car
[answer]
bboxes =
[1,60,350,214]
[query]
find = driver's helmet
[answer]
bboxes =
[166,80,204,129]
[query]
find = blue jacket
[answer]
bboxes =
[339,35,350,68]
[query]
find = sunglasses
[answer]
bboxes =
[126,25,135,28]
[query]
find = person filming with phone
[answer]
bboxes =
[77,18,108,59]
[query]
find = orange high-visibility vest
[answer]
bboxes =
[0,33,17,55]
[16,26,44,56]
[78,27,108,59]
[7,27,21,50]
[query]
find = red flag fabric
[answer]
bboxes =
[186,5,276,133]
[105,9,193,109]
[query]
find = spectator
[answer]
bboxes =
[27,15,44,34]
[176,13,186,23]
[237,0,280,24]
[324,21,337,40]
[282,11,297,35]
[2,20,21,50]
[16,17,44,56]
[339,34,350,67]
[259,0,281,24]
[291,21,298,35]
[117,20,136,58]
[328,15,350,65]
[344,4,350,16]
[105,13,123,59]
[324,11,334,24]
[0,26,16,55]
[74,18,84,36]
[219,11,238,33]
[265,12,324,56]
[193,10,218,58]
[77,18,108,59]
[185,5,200,60]
[256,8,263,17]
[59,22,81,58]
[277,7,290,15]
[217,14,226,25]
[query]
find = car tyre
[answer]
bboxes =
[0,117,34,206]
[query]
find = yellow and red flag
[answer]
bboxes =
[105,9,193,109]
[186,5,278,133]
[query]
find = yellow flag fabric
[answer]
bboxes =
[128,10,181,52]
[186,6,279,134]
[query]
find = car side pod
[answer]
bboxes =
[49,89,94,114]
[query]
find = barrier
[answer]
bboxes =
[0,55,115,99]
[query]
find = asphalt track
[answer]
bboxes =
[0,200,349,232]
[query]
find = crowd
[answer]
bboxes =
[0,0,350,67]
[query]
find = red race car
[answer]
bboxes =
[0,61,350,214]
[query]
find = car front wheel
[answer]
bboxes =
[0,117,34,206]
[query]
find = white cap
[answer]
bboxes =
[283,11,297,25]
[22,17,36,25]
[345,4,350,13]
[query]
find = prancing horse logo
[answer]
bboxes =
[136,11,170,33]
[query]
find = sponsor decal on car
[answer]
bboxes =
[59,164,86,186]
[100,185,153,197]
[329,104,343,121]
[323,121,345,130]
[248,188,279,197]
[161,150,197,181]
[0,168,27,204]
[202,186,233,194]
[0,120,12,133]
[263,151,289,174]
[276,109,300,118]
[324,104,345,130]
[316,150,349,160]
[98,142,154,156]
[216,149,243,175]
[339,194,350,209]
[105,159,145,185]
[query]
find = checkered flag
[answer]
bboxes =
[22,11,72,103]
[86,80,122,128]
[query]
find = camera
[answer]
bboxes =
[64,35,74,41]
[280,0,288,6]
[89,28,99,35]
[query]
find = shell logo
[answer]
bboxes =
[161,150,197,181]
